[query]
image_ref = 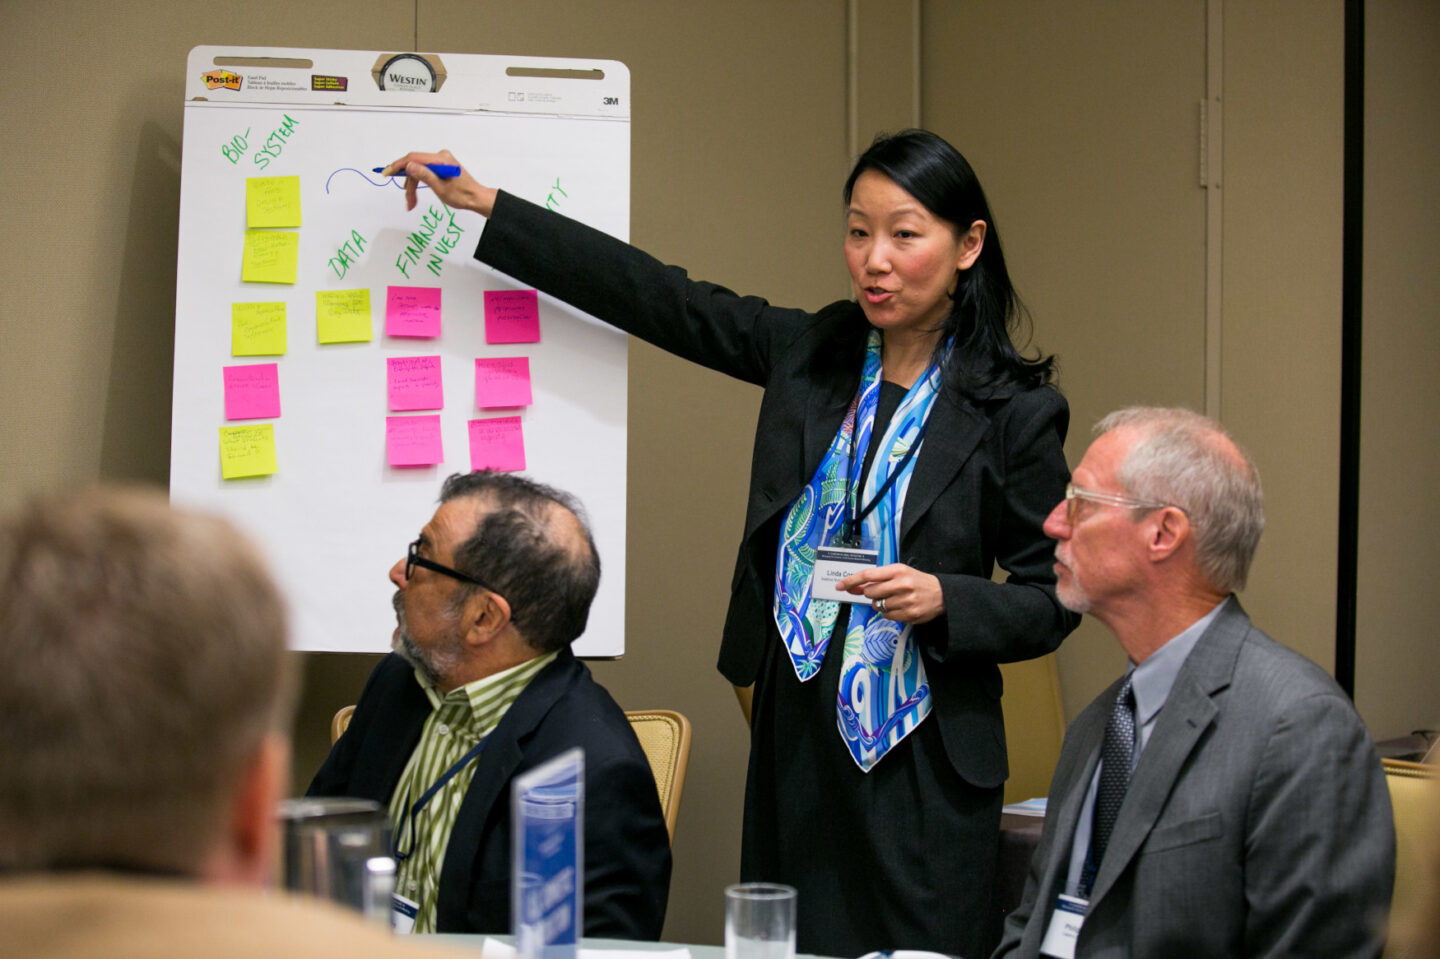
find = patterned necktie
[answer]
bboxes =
[1083,673,1136,896]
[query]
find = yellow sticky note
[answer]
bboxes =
[246,175,302,228]
[231,302,287,355]
[242,230,299,284]
[316,289,373,344]
[219,424,278,479]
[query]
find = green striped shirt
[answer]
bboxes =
[388,651,557,933]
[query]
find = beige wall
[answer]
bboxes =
[3,0,1437,945]
[1354,0,1440,739]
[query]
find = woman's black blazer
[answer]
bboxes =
[476,191,1079,789]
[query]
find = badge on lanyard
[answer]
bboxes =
[810,544,879,603]
[391,891,420,934]
[1039,893,1087,958]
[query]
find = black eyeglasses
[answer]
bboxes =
[406,538,487,589]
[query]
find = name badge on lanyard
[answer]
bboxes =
[814,398,932,605]
[810,544,879,603]
[391,892,420,934]
[1040,894,1087,958]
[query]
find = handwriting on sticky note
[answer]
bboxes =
[246,175,302,228]
[241,230,299,284]
[387,355,444,411]
[468,416,526,472]
[386,286,442,338]
[475,357,533,408]
[387,415,444,467]
[223,363,281,420]
[316,289,373,343]
[231,302,287,355]
[483,290,540,344]
[219,424,278,479]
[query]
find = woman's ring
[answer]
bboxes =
[875,597,887,613]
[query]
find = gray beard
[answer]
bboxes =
[391,591,443,687]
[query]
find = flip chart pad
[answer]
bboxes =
[171,47,630,655]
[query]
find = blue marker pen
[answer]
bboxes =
[374,164,462,179]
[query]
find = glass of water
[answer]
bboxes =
[725,883,797,959]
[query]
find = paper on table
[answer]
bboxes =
[316,289,373,343]
[231,301,287,355]
[241,230,299,284]
[386,285,442,338]
[1000,797,1048,817]
[223,362,281,420]
[475,356,533,408]
[468,416,525,471]
[477,938,692,959]
[219,424,277,479]
[388,355,444,411]
[484,289,541,343]
[246,175,302,228]
[386,414,443,467]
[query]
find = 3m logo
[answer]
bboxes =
[202,70,242,91]
[603,97,619,106]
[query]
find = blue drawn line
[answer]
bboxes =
[325,168,434,196]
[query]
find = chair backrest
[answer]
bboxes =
[329,703,691,842]
[625,709,692,843]
[1383,757,1439,958]
[331,704,355,744]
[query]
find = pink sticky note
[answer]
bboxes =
[475,357,533,408]
[483,289,541,344]
[223,363,281,420]
[386,286,442,338]
[386,415,443,467]
[387,355,444,411]
[468,416,526,472]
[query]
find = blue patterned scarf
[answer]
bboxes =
[773,329,942,771]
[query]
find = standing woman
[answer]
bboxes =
[387,131,1079,957]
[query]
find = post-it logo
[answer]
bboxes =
[203,70,243,91]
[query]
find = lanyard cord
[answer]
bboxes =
[393,734,489,863]
[845,409,932,544]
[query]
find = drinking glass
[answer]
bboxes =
[725,883,797,959]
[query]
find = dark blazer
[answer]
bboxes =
[994,598,1395,958]
[477,192,1079,789]
[307,649,671,939]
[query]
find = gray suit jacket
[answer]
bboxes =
[994,597,1394,958]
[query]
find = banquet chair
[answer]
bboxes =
[329,703,692,842]
[625,709,692,843]
[1383,757,1439,958]
[330,704,355,744]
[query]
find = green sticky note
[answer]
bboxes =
[316,289,373,343]
[246,175,302,228]
[242,230,299,284]
[219,423,278,479]
[231,301,287,355]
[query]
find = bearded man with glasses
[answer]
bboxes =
[308,471,670,939]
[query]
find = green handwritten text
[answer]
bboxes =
[327,229,368,279]
[252,114,300,171]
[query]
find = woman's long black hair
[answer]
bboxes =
[844,130,1057,401]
